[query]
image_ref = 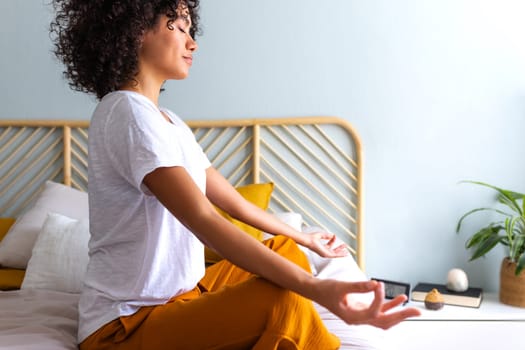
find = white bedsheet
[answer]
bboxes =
[0,250,388,350]
[0,289,79,350]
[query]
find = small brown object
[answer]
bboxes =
[424,288,444,310]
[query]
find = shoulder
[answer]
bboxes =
[92,91,164,130]
[108,91,158,120]
[161,109,192,133]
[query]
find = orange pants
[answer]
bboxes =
[79,236,340,350]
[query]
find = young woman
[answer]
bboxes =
[50,1,420,349]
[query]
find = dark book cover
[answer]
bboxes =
[413,282,482,297]
[411,282,483,307]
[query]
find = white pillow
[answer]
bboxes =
[21,212,90,293]
[299,226,367,280]
[0,181,88,269]
[264,214,367,283]
[262,212,304,240]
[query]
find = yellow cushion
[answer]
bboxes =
[205,183,274,264]
[0,268,25,290]
[0,218,16,242]
[0,218,25,290]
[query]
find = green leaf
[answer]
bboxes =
[510,235,525,261]
[505,217,515,246]
[461,180,523,215]
[500,236,510,246]
[469,234,503,260]
[516,253,525,276]
[465,225,501,249]
[508,191,525,200]
[515,217,525,234]
[509,217,525,261]
[456,207,510,233]
[498,194,521,215]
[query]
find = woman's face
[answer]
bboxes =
[139,10,197,81]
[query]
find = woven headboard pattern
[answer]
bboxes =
[0,117,364,268]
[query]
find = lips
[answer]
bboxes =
[183,56,193,65]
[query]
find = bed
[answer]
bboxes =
[0,117,389,349]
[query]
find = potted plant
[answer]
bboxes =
[456,180,525,308]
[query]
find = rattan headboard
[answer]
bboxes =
[0,117,364,268]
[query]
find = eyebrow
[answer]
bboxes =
[175,11,190,27]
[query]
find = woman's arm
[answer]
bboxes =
[143,166,420,328]
[205,167,347,257]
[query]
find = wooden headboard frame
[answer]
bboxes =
[0,117,364,269]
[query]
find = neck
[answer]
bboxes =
[120,73,164,106]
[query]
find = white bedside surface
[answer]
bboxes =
[405,293,525,321]
[387,293,525,350]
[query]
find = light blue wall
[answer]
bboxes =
[2,0,524,292]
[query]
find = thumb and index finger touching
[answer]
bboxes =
[337,280,422,328]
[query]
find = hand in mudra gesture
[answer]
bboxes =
[314,279,421,329]
[302,231,350,258]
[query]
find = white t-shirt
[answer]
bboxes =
[78,91,211,343]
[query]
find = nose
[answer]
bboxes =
[187,35,198,52]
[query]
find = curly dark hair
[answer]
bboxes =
[50,0,200,99]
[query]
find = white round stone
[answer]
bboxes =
[446,268,469,292]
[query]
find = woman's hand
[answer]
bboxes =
[313,279,421,329]
[300,230,349,258]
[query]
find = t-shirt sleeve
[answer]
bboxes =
[103,98,186,194]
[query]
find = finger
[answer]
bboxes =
[344,282,383,322]
[380,294,408,312]
[372,307,422,330]
[328,249,349,258]
[312,241,335,257]
[314,231,334,242]
[368,281,385,316]
[344,280,379,294]
[326,234,337,247]
[401,307,422,319]
[332,244,349,256]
